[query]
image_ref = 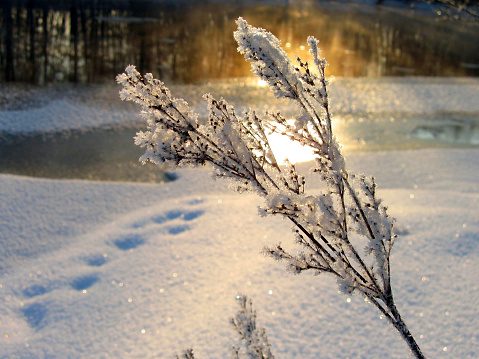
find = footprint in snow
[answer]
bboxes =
[113,206,205,251]
[22,302,48,330]
[162,210,204,235]
[83,253,108,267]
[131,208,205,236]
[183,210,204,221]
[70,274,99,291]
[23,283,51,298]
[167,225,189,235]
[151,209,183,224]
[113,234,146,251]
[22,272,100,299]
[186,198,204,205]
[152,209,204,224]
[21,275,98,330]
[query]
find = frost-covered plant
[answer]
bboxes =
[175,348,195,359]
[230,296,275,359]
[117,18,425,359]
[428,0,479,20]
[176,296,273,359]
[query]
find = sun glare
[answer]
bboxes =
[257,79,268,87]
[266,131,315,164]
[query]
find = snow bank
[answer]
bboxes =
[0,148,477,358]
[2,77,478,135]
[0,99,134,135]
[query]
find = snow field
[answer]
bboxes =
[0,148,477,358]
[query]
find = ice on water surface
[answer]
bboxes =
[1,78,479,182]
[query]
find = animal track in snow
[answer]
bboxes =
[84,253,108,267]
[151,210,184,224]
[113,234,146,251]
[107,203,206,262]
[17,201,207,333]
[124,205,206,238]
[22,302,48,329]
[160,209,205,235]
[186,198,204,205]
[22,283,51,298]
[182,210,204,221]
[152,209,205,225]
[70,274,99,291]
[167,225,190,235]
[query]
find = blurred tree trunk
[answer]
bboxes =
[70,0,79,82]
[27,0,36,82]
[42,3,49,84]
[3,1,15,82]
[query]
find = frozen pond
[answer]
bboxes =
[0,126,172,183]
[335,112,479,152]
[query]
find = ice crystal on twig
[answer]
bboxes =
[118,17,425,359]
[175,348,195,359]
[230,295,275,359]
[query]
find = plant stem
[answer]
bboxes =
[374,295,426,359]
[390,303,426,359]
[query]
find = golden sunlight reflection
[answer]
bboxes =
[266,131,315,164]
[266,117,351,164]
[5,1,478,84]
[257,79,268,87]
[331,116,350,152]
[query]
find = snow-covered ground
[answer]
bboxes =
[0,78,478,358]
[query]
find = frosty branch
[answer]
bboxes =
[176,296,274,359]
[230,295,275,359]
[117,18,425,359]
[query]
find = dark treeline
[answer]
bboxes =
[1,0,478,84]
[0,0,185,83]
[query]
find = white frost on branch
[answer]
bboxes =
[117,17,425,359]
[234,17,301,101]
[230,295,275,359]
